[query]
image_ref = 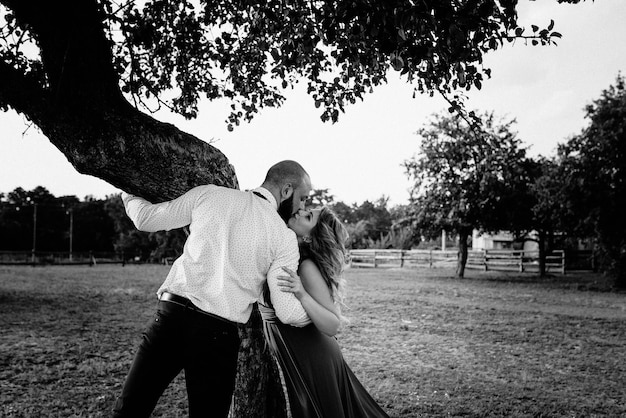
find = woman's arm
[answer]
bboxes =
[277,260,341,336]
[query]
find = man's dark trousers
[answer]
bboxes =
[112,299,240,417]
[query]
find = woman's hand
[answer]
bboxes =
[277,267,307,300]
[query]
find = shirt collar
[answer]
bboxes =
[252,187,278,210]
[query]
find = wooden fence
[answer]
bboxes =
[349,249,569,273]
[1,249,586,273]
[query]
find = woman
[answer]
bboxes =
[260,207,389,418]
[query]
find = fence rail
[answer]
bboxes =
[349,249,574,273]
[0,251,126,266]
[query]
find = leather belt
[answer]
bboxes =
[159,292,237,326]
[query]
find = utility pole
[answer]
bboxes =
[31,203,37,263]
[441,229,447,251]
[68,209,73,261]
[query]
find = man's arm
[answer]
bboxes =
[266,232,311,327]
[121,186,207,232]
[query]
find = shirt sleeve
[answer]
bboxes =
[121,186,207,232]
[266,231,311,327]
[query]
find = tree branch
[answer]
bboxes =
[0,59,49,121]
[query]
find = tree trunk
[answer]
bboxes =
[456,228,470,278]
[0,0,285,415]
[537,230,547,278]
[233,306,288,418]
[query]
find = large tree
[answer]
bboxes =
[0,0,580,414]
[558,74,626,288]
[403,111,529,278]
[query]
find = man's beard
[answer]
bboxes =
[278,194,295,224]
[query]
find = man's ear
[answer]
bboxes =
[280,183,294,201]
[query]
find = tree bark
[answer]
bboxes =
[233,306,288,418]
[0,0,285,415]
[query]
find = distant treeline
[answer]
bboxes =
[0,186,185,261]
[0,186,417,262]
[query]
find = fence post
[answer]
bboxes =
[591,251,596,272]
[484,250,488,271]
[519,251,523,273]
[429,250,433,268]
[562,250,566,275]
[400,250,405,268]
[373,251,377,268]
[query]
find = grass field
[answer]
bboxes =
[1,265,625,417]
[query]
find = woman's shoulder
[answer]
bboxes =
[299,257,318,269]
[298,258,323,280]
[299,258,339,313]
[300,257,319,270]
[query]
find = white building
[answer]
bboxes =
[471,230,539,252]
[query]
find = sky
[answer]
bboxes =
[1,0,625,207]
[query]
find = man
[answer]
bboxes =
[113,160,312,417]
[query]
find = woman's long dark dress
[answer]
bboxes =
[259,302,389,418]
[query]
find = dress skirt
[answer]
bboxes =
[260,305,389,418]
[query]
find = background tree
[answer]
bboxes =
[487,155,575,278]
[105,194,186,262]
[0,187,37,251]
[0,187,117,255]
[72,197,117,253]
[352,198,393,247]
[389,204,421,250]
[0,0,579,414]
[329,201,356,224]
[558,74,626,288]
[0,187,66,252]
[308,188,335,207]
[522,156,577,276]
[330,197,393,248]
[403,111,529,278]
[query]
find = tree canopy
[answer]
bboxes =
[1,0,572,128]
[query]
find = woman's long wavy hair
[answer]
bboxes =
[301,207,349,306]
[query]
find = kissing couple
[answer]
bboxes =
[113,160,389,417]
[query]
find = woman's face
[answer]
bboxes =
[288,208,321,238]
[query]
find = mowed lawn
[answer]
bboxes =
[0,265,625,417]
